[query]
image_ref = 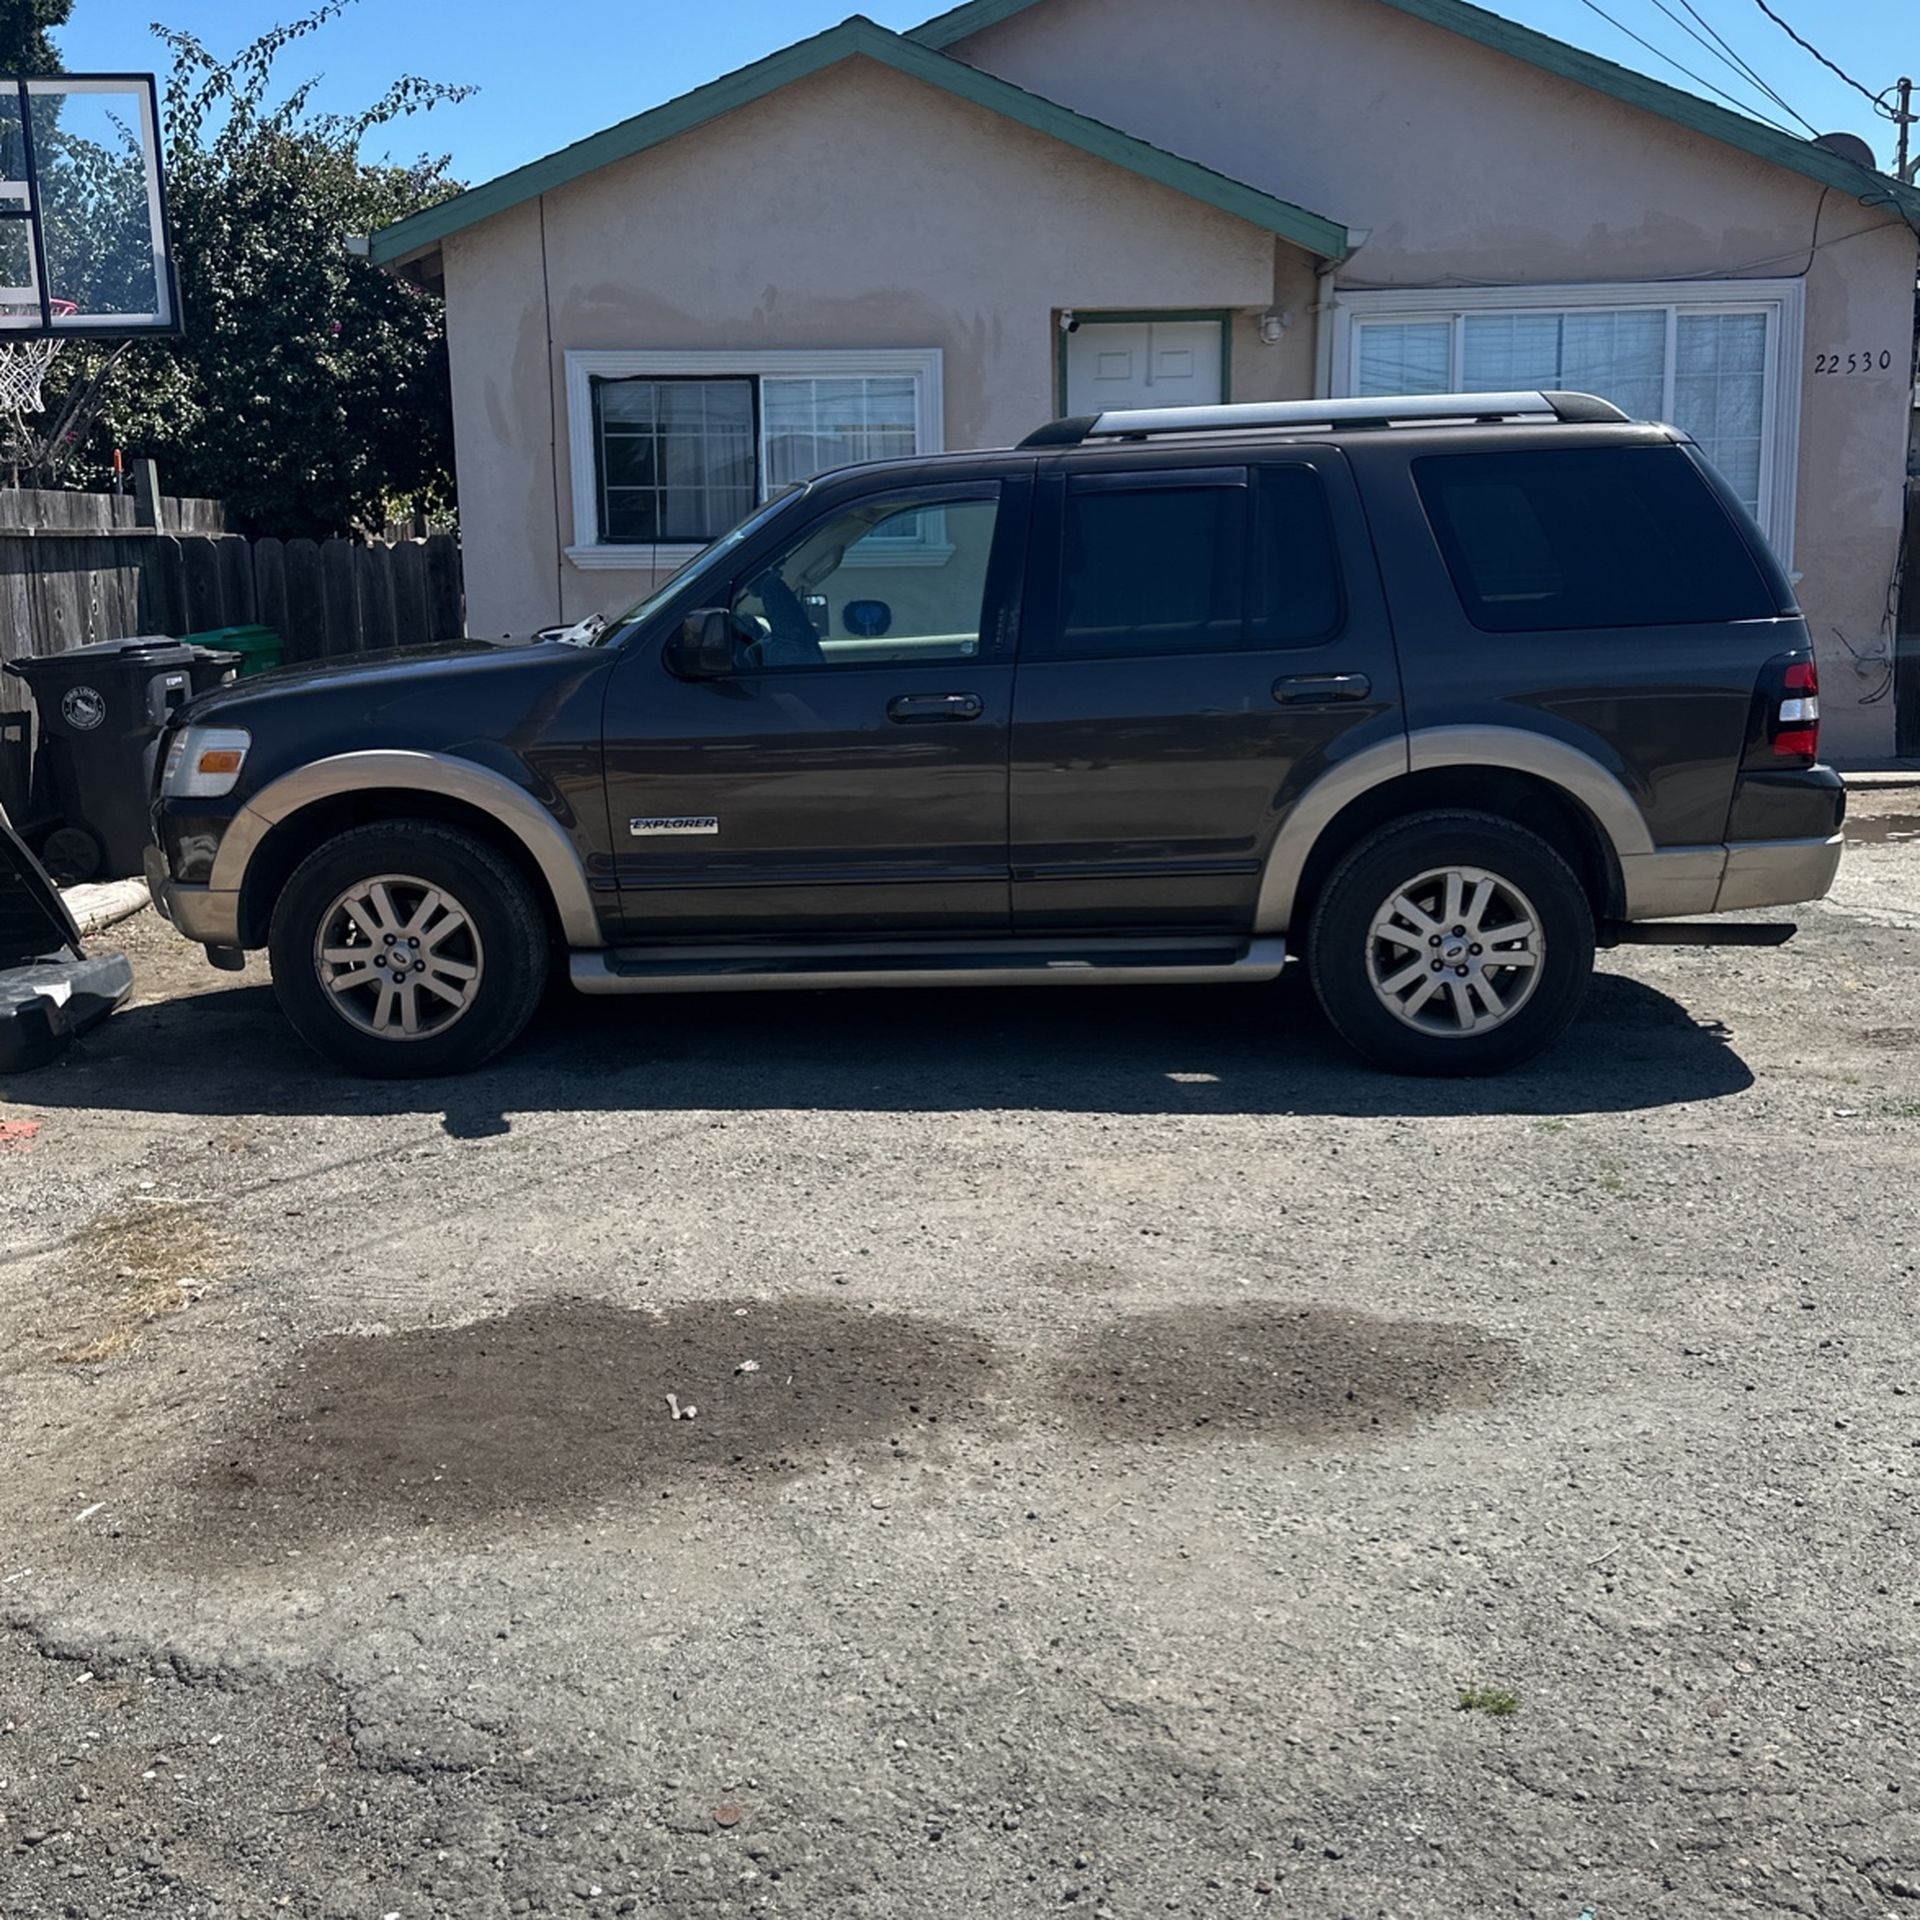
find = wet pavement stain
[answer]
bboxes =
[1054,1303,1524,1443]
[178,1298,1527,1553]
[1845,813,1920,847]
[190,1297,1000,1543]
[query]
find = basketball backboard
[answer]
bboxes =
[0,74,177,336]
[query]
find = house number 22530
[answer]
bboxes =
[1812,350,1893,374]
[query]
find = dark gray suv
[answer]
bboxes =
[144,390,1843,1077]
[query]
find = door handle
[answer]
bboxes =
[887,692,984,723]
[1272,672,1372,705]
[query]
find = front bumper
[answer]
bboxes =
[143,843,242,948]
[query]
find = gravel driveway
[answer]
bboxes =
[1,786,1916,1920]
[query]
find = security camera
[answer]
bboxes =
[1059,310,1080,334]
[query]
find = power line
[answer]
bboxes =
[1575,0,1800,133]
[1747,0,1882,108]
[1663,0,1822,135]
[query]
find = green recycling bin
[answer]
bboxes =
[180,623,284,677]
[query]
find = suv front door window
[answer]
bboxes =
[731,496,1000,670]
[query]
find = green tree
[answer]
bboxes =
[0,0,72,76]
[20,3,472,536]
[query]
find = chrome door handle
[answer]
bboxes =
[887,692,984,722]
[1272,672,1372,705]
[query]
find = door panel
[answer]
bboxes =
[1010,452,1403,933]
[601,478,1027,938]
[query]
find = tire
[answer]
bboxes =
[268,819,549,1077]
[1304,810,1595,1076]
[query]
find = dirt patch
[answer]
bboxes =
[1054,1302,1524,1443]
[186,1296,1002,1548]
[55,1201,233,1365]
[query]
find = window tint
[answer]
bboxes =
[1053,481,1246,659]
[731,493,999,670]
[1414,447,1777,632]
[1255,466,1342,644]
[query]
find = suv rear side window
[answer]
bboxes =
[1054,474,1247,659]
[1044,464,1343,660]
[1414,446,1777,632]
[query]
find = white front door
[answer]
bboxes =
[1065,317,1225,414]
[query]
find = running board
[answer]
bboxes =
[570,935,1287,996]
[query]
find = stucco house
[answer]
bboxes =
[372,0,1920,759]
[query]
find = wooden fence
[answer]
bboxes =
[0,488,464,715]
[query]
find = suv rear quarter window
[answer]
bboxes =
[1413,445,1779,633]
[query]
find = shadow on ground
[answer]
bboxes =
[177,1294,1518,1553]
[8,967,1752,1134]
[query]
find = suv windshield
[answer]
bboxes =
[591,488,809,645]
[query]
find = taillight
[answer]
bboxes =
[1774,659,1820,760]
[1744,652,1820,768]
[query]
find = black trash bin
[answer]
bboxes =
[4,637,239,883]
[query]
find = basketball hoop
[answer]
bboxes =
[0,298,77,418]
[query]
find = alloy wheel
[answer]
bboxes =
[313,873,485,1041]
[1364,865,1545,1037]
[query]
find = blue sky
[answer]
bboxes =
[57,0,1919,185]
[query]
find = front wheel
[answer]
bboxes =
[1305,810,1595,1076]
[268,820,549,1077]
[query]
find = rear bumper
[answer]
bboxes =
[1717,833,1843,912]
[143,844,241,947]
[1621,832,1842,918]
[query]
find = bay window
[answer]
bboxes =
[565,349,942,568]
[1337,281,1802,560]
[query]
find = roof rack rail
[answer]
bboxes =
[1017,389,1629,450]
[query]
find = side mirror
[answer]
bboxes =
[668,608,740,680]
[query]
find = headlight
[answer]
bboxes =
[161,726,252,799]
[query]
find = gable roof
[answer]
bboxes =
[369,14,1349,272]
[911,0,1920,222]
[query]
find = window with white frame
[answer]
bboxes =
[1337,282,1803,560]
[564,350,943,568]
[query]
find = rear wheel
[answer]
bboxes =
[1305,810,1594,1075]
[268,820,548,1077]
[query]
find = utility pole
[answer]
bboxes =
[1899,77,1915,183]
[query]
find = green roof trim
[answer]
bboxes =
[370,14,1349,270]
[910,0,1920,222]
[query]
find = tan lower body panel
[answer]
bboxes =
[1716,834,1844,912]
[1620,835,1843,918]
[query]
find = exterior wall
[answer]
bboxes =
[442,201,559,642]
[950,0,1920,756]
[442,55,1296,637]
